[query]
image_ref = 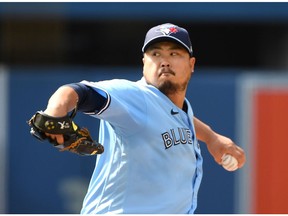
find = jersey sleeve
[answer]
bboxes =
[80,79,147,135]
[65,83,108,113]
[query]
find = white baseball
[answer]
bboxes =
[221,154,238,171]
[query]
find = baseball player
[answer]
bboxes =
[29,23,246,213]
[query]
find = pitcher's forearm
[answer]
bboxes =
[45,86,79,117]
[194,117,217,145]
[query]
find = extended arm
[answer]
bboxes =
[44,85,79,117]
[42,86,79,144]
[43,83,107,144]
[194,116,246,168]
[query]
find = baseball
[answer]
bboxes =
[221,154,238,171]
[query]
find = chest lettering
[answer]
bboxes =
[161,127,194,149]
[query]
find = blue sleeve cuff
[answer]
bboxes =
[65,83,108,113]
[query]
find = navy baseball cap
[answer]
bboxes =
[142,23,193,56]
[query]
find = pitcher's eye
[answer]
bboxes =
[152,52,160,57]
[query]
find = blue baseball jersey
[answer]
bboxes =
[80,77,203,214]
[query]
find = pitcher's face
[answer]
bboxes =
[143,41,195,96]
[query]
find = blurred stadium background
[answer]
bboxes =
[1,2,288,214]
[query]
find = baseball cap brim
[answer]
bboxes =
[142,36,192,55]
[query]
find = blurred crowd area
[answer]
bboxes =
[1,2,288,70]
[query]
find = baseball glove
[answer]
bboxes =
[27,109,104,156]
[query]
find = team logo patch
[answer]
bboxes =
[157,24,178,36]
